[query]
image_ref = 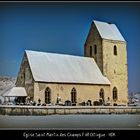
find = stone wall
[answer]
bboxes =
[84,23,103,73]
[0,105,140,115]
[34,82,110,105]
[102,39,128,105]
[16,53,34,100]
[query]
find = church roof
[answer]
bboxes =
[93,20,126,42]
[25,50,110,85]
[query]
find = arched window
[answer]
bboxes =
[71,88,77,103]
[94,44,97,54]
[45,87,51,104]
[99,88,104,101]
[90,46,92,57]
[113,87,118,101]
[114,45,117,55]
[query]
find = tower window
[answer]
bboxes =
[90,46,92,57]
[94,45,97,54]
[114,45,117,55]
[45,87,51,104]
[113,87,118,101]
[71,88,77,103]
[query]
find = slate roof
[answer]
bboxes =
[25,50,110,85]
[93,20,126,42]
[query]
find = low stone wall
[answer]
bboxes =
[0,105,140,115]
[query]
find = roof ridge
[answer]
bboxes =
[25,49,94,60]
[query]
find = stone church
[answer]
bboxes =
[16,20,128,106]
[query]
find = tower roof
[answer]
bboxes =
[93,20,126,42]
[25,50,110,85]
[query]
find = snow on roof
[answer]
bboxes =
[26,50,110,85]
[93,20,126,42]
[3,87,27,97]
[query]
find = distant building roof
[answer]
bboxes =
[93,20,126,42]
[26,50,110,85]
[3,87,27,97]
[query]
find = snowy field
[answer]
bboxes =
[0,114,140,129]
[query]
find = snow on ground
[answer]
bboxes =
[0,76,16,95]
[0,76,16,103]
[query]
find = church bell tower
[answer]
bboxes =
[84,20,128,105]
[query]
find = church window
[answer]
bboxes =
[94,44,97,54]
[114,45,117,55]
[113,87,118,101]
[71,88,77,103]
[45,87,51,104]
[90,46,92,57]
[99,88,104,101]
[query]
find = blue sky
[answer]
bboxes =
[0,2,140,93]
